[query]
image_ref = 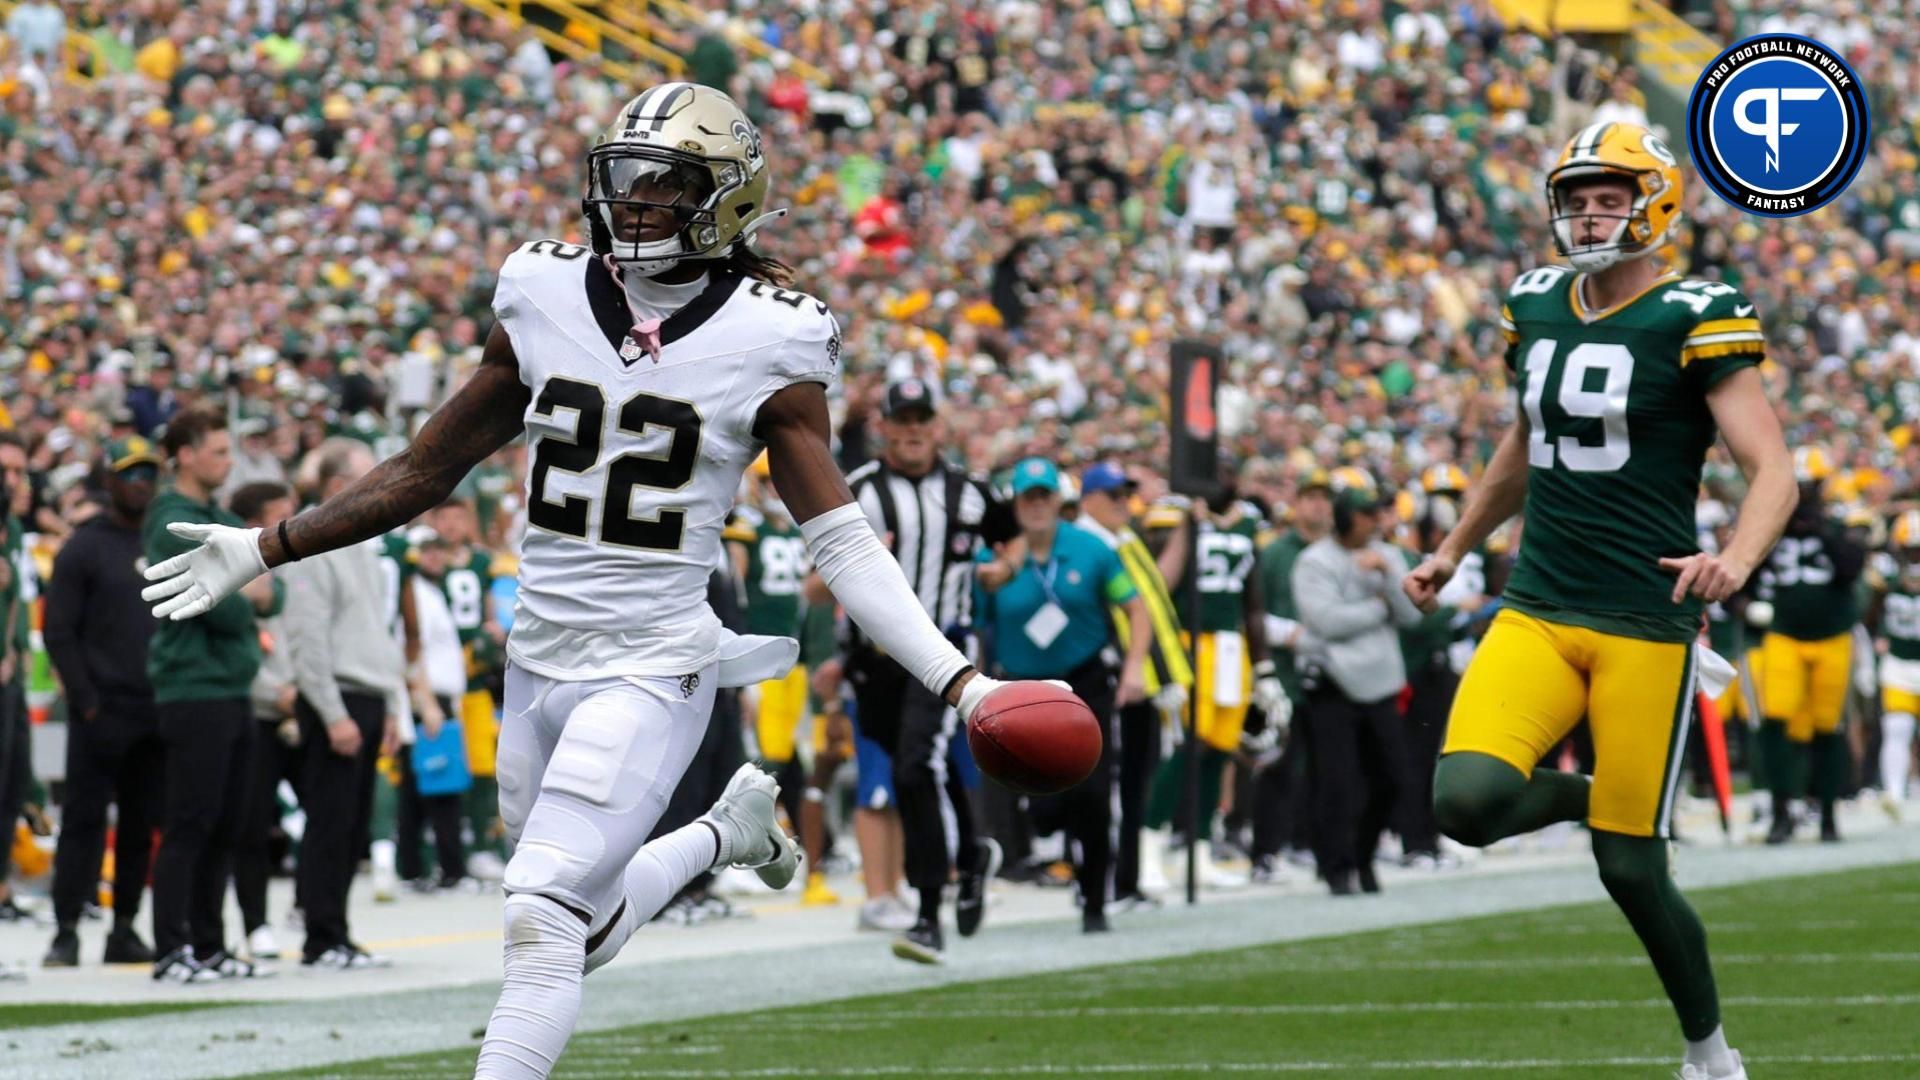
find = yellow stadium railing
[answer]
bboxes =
[616,0,830,86]
[1629,0,1718,95]
[452,0,685,85]
[0,0,102,85]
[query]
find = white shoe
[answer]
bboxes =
[857,897,917,932]
[1195,840,1248,889]
[1136,829,1171,897]
[467,850,507,881]
[247,925,280,961]
[1677,1049,1747,1079]
[702,764,802,890]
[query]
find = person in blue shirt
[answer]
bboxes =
[975,457,1150,933]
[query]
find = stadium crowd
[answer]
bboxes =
[2,0,1919,975]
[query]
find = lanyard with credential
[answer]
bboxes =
[1033,556,1062,608]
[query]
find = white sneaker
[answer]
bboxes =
[1136,829,1171,897]
[702,764,802,890]
[857,897,917,932]
[467,850,507,881]
[1677,1049,1747,1079]
[1195,840,1248,889]
[247,925,280,961]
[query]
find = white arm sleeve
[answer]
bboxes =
[800,502,972,696]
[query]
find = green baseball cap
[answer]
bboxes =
[107,436,162,473]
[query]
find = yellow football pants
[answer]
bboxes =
[1713,647,1764,724]
[752,666,812,764]
[1759,631,1851,742]
[461,688,500,777]
[1445,609,1697,839]
[1192,632,1253,753]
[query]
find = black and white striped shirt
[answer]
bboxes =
[845,460,1009,640]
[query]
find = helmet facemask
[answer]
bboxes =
[1548,168,1665,273]
[584,144,734,276]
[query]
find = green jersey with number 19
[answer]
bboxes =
[1497,266,1765,643]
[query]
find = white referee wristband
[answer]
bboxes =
[800,502,972,699]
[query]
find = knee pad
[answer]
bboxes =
[503,891,583,968]
[502,806,606,909]
[1885,712,1916,743]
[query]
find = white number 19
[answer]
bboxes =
[1521,339,1634,472]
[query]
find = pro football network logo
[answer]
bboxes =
[1687,33,1870,217]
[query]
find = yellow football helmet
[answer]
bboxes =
[1892,510,1920,549]
[1793,446,1834,483]
[585,83,781,274]
[1546,122,1684,272]
[1329,465,1377,500]
[1420,463,1469,495]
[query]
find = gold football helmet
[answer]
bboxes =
[584,83,782,274]
[1546,121,1684,272]
[1420,463,1469,496]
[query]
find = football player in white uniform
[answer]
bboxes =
[143,84,1041,1079]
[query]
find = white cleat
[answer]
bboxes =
[1677,1050,1747,1080]
[703,764,803,891]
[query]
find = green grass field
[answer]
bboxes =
[0,1000,241,1031]
[229,863,1919,1079]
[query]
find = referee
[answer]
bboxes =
[843,377,1015,964]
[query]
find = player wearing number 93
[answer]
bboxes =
[1402,121,1795,1080]
[139,84,1036,1080]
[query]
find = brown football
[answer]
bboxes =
[966,681,1102,796]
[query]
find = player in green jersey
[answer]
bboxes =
[1866,510,1920,819]
[429,498,508,872]
[1403,122,1795,1080]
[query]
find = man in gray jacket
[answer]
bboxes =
[1290,469,1425,896]
[282,441,406,969]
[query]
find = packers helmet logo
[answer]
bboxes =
[1642,133,1677,168]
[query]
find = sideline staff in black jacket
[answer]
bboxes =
[41,439,167,968]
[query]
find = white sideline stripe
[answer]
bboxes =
[527,1054,1920,1078]
[754,992,1920,1021]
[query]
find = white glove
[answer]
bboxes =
[1253,675,1291,737]
[141,522,269,621]
[1151,681,1189,717]
[954,672,1073,724]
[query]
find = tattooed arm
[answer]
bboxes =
[259,325,529,568]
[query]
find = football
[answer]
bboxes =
[966,681,1103,796]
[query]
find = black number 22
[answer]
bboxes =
[528,376,703,551]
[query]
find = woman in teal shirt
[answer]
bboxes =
[975,457,1150,933]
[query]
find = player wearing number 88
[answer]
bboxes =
[1401,120,1796,1080]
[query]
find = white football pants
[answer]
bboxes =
[476,662,719,1080]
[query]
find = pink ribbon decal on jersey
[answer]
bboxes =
[628,318,664,364]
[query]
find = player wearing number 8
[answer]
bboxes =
[1402,121,1796,1080]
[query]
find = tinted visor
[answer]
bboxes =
[593,150,716,211]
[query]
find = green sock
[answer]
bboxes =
[1144,747,1187,831]
[1142,745,1229,835]
[1787,738,1813,797]
[1432,751,1590,847]
[1751,720,1780,794]
[1810,732,1845,812]
[1591,829,1721,1040]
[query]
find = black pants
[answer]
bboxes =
[235,718,301,934]
[1303,685,1416,880]
[0,679,29,882]
[296,691,384,960]
[397,697,468,885]
[52,698,163,929]
[1026,658,1117,915]
[851,650,976,924]
[1401,662,1455,857]
[152,698,253,958]
[1249,728,1308,862]
[1113,699,1161,899]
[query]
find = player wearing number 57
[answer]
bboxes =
[1401,121,1795,1080]
[138,82,1068,1080]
